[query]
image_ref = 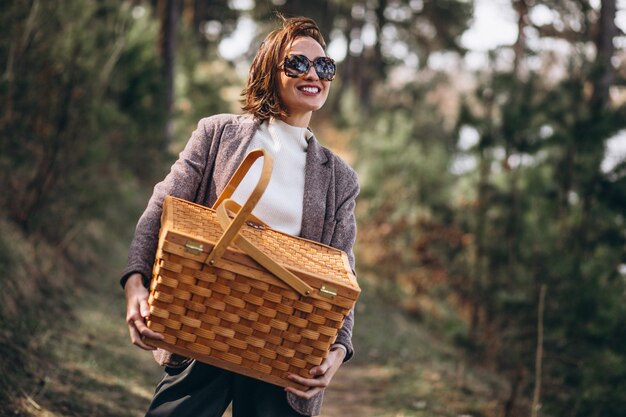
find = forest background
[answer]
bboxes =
[1,1,625,416]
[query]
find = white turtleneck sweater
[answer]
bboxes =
[231,118,311,236]
[230,118,350,358]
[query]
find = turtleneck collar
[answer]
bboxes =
[269,117,311,152]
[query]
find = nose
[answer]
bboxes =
[303,65,319,80]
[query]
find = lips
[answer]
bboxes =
[298,85,321,94]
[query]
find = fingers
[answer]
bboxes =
[309,363,330,377]
[287,371,329,389]
[285,365,332,400]
[285,369,327,399]
[127,321,157,350]
[285,348,346,399]
[125,283,163,350]
[127,313,164,349]
[284,385,323,400]
[139,298,151,319]
[129,313,164,339]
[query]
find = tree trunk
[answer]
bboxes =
[159,0,180,146]
[503,366,527,417]
[359,0,387,111]
[590,0,616,112]
[469,144,489,343]
[505,0,528,297]
[512,0,528,79]
[574,0,617,266]
[193,0,209,58]
[531,285,547,417]
[281,0,333,41]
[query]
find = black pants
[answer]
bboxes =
[145,361,308,417]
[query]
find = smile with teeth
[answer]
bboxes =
[299,86,320,94]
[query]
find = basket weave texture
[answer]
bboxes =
[145,151,360,388]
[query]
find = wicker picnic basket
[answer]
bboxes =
[144,149,360,388]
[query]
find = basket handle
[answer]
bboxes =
[205,149,273,266]
[216,199,314,297]
[212,148,269,210]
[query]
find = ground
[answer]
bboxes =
[6,272,507,417]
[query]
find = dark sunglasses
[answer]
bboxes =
[282,54,337,81]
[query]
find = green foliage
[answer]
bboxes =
[352,77,460,309]
[0,0,168,241]
[0,3,172,410]
[451,56,626,413]
[172,24,239,151]
[354,2,626,415]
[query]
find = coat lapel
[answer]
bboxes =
[211,116,259,203]
[300,135,331,242]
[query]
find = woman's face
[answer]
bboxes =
[277,36,331,127]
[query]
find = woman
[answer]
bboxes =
[121,16,359,417]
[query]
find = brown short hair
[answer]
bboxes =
[241,16,327,121]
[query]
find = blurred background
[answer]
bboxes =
[1,1,625,416]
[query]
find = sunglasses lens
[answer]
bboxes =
[283,54,336,81]
[284,55,310,77]
[314,57,336,81]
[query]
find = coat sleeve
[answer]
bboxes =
[120,118,215,288]
[329,164,360,362]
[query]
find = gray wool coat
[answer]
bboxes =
[120,113,359,416]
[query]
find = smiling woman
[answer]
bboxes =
[275,38,333,126]
[120,15,359,417]
[240,17,334,127]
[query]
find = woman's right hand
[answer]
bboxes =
[124,273,164,350]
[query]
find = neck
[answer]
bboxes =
[282,111,312,128]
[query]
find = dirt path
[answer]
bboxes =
[219,364,391,417]
[320,364,392,417]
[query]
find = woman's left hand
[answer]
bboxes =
[284,346,346,399]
